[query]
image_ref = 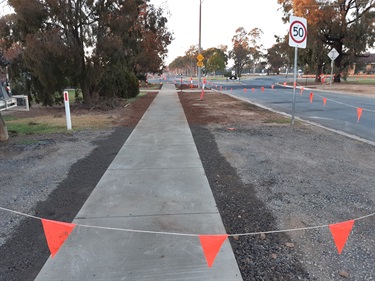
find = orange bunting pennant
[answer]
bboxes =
[300,87,304,96]
[261,87,265,92]
[283,82,287,87]
[41,219,76,258]
[310,92,314,103]
[244,88,247,93]
[293,82,297,88]
[357,108,363,123]
[329,220,354,255]
[252,88,255,92]
[199,235,228,268]
[271,84,274,89]
[323,98,327,106]
[200,89,205,101]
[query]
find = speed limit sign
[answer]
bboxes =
[289,16,307,49]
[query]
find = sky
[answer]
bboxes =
[149,0,289,64]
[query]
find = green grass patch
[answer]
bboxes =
[126,92,147,103]
[139,83,162,90]
[15,139,41,145]
[7,122,66,135]
[346,76,375,84]
[2,115,19,121]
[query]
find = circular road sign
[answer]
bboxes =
[289,16,307,49]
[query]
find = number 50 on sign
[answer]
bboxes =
[289,16,307,49]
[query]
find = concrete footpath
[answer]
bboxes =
[35,83,242,280]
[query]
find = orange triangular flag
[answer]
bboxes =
[283,82,287,87]
[252,88,255,92]
[329,220,354,254]
[41,219,76,258]
[310,92,314,103]
[244,88,247,93]
[200,89,205,101]
[261,87,265,92]
[300,87,304,96]
[357,108,363,123]
[323,98,327,106]
[199,235,228,268]
[271,84,274,89]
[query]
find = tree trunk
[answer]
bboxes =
[315,64,322,82]
[333,44,343,82]
[0,114,9,141]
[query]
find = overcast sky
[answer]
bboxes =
[149,0,289,64]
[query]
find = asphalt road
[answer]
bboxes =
[206,76,374,143]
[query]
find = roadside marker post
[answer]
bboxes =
[200,78,207,100]
[63,90,72,130]
[289,15,307,125]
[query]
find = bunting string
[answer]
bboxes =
[1,206,374,237]
[312,91,375,113]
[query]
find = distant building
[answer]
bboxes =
[349,53,375,74]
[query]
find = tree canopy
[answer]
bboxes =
[230,27,264,77]
[277,0,375,81]
[169,45,228,76]
[0,0,172,105]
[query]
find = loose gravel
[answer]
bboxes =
[180,92,375,280]
[0,90,373,280]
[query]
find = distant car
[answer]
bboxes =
[227,75,238,81]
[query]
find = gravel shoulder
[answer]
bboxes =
[0,88,374,280]
[0,93,156,280]
[179,91,375,280]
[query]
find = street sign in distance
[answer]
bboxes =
[289,16,307,49]
[197,54,204,62]
[328,48,339,61]
[197,61,204,67]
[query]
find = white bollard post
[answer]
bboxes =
[63,90,72,130]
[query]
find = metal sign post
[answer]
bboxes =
[328,48,339,88]
[288,16,307,125]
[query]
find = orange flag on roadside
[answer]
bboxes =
[199,235,228,268]
[252,88,255,92]
[323,98,327,106]
[41,219,76,258]
[329,220,354,255]
[357,108,363,123]
[310,92,314,103]
[261,87,265,92]
[200,89,205,101]
[244,88,247,93]
[283,82,287,87]
[300,87,304,96]
[271,84,274,89]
